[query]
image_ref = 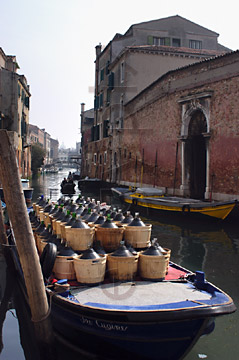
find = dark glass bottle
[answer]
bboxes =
[43,200,53,213]
[81,248,100,259]
[128,212,145,227]
[111,241,134,257]
[75,194,82,204]
[53,205,64,219]
[87,209,99,223]
[113,209,124,222]
[100,214,118,228]
[94,212,105,225]
[81,208,92,221]
[142,239,167,256]
[49,204,58,215]
[66,212,77,227]
[120,211,133,224]
[76,204,84,215]
[110,208,117,220]
[71,215,89,229]
[35,220,45,234]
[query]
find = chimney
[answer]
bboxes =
[81,103,85,114]
[95,43,102,57]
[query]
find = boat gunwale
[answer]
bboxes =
[47,281,236,322]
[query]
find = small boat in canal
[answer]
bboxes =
[60,179,76,195]
[6,196,236,360]
[112,187,237,220]
[78,177,110,191]
[0,178,33,204]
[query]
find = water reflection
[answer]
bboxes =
[0,170,237,359]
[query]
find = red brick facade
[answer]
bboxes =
[82,51,239,201]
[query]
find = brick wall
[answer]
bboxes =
[121,51,239,199]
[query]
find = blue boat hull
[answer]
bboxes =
[0,187,33,204]
[49,293,215,360]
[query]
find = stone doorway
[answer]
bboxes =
[185,110,207,199]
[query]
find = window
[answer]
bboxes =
[104,151,107,165]
[172,38,181,47]
[189,40,202,49]
[108,72,114,90]
[94,96,99,110]
[152,37,170,46]
[103,120,109,138]
[98,68,104,84]
[100,68,104,81]
[99,92,104,108]
[94,153,97,165]
[106,89,111,105]
[120,62,125,83]
[106,60,110,75]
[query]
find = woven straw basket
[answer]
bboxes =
[73,255,106,284]
[107,254,139,281]
[53,255,77,280]
[124,224,152,249]
[65,226,95,251]
[95,226,124,252]
[138,249,170,281]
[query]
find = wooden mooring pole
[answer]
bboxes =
[0,203,8,246]
[0,130,53,349]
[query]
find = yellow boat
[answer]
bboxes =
[112,187,237,220]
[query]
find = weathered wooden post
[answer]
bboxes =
[0,130,53,349]
[0,203,8,246]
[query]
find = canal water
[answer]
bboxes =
[0,168,238,360]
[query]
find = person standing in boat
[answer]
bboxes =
[67,171,72,181]
[62,178,67,186]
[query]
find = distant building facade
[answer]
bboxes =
[80,104,94,177]
[0,47,31,178]
[29,124,59,165]
[50,138,59,162]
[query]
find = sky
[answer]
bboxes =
[1,0,238,148]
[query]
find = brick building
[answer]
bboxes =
[81,15,232,191]
[83,50,239,201]
[118,50,239,201]
[29,124,59,164]
[0,47,31,178]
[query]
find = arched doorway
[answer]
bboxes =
[185,110,207,199]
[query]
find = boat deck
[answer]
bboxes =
[68,265,230,312]
[72,281,215,311]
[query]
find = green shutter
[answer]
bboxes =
[99,93,103,107]
[94,96,99,110]
[147,35,153,45]
[100,68,104,81]
[165,37,171,46]
[108,72,114,90]
[91,126,94,141]
[25,96,29,108]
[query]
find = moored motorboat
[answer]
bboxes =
[78,177,110,191]
[112,187,237,221]
[0,178,33,204]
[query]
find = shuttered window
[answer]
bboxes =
[108,72,114,90]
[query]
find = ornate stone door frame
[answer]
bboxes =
[178,91,213,199]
